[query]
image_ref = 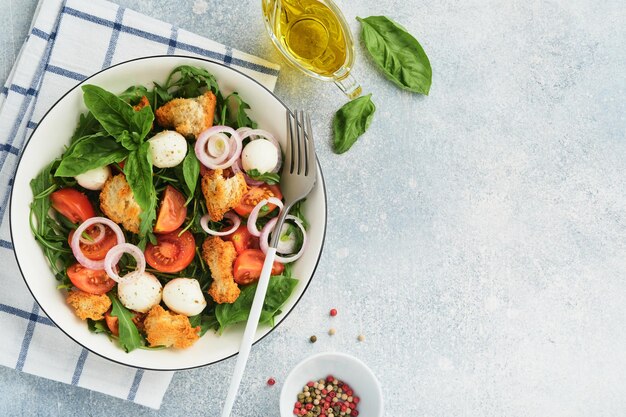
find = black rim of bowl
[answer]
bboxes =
[8,54,328,371]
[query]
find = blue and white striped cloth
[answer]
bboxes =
[0,0,279,409]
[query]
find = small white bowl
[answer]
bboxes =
[280,352,383,417]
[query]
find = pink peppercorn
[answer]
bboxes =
[326,375,334,382]
[330,308,337,316]
[267,377,276,386]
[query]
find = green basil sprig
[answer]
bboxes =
[81,84,157,237]
[182,144,200,204]
[357,16,432,95]
[332,93,376,154]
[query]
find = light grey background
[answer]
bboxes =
[1,0,626,416]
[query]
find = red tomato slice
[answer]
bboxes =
[233,249,284,285]
[154,186,187,234]
[104,310,119,336]
[145,229,196,273]
[67,263,116,295]
[225,225,259,254]
[233,184,283,217]
[68,225,118,261]
[50,188,95,223]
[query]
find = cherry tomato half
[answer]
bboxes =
[145,229,196,273]
[68,225,118,261]
[50,188,95,223]
[67,263,116,295]
[154,186,187,234]
[233,249,284,285]
[233,184,283,217]
[225,225,259,254]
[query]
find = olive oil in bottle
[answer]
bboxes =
[263,0,348,77]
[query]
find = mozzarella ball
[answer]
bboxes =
[75,165,111,191]
[148,130,188,168]
[118,271,162,313]
[241,140,278,174]
[162,278,207,316]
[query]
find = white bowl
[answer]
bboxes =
[9,55,327,371]
[280,352,383,417]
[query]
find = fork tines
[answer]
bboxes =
[285,110,315,176]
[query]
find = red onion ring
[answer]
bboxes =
[247,197,284,237]
[195,126,242,170]
[231,158,263,186]
[206,133,231,163]
[71,217,125,270]
[200,212,241,236]
[79,223,105,245]
[260,215,307,263]
[103,243,146,283]
[238,128,283,174]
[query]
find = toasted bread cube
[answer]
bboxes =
[66,290,111,321]
[202,236,240,304]
[155,91,217,138]
[100,174,142,234]
[143,305,200,349]
[201,169,247,222]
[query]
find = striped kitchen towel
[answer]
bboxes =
[0,0,279,409]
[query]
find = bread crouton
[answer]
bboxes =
[132,95,150,111]
[201,169,247,222]
[100,174,142,234]
[155,91,216,138]
[143,305,200,349]
[66,290,111,321]
[202,236,240,304]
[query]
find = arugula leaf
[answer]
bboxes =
[215,275,298,331]
[165,65,220,98]
[246,169,280,185]
[125,142,157,237]
[117,85,149,104]
[55,135,128,177]
[70,112,102,143]
[332,94,376,154]
[289,199,309,229]
[189,314,219,337]
[182,144,200,204]
[29,161,74,283]
[224,93,257,129]
[357,16,432,94]
[87,319,110,334]
[107,293,144,352]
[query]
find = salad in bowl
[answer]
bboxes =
[27,64,310,355]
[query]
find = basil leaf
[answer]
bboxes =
[125,142,157,237]
[357,16,432,95]
[215,275,298,331]
[107,293,144,352]
[246,169,280,185]
[131,105,154,141]
[55,135,128,177]
[332,94,376,154]
[182,144,200,204]
[82,85,136,142]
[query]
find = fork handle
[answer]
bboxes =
[220,247,278,417]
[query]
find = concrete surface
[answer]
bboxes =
[0,0,625,416]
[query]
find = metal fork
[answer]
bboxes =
[220,110,317,417]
